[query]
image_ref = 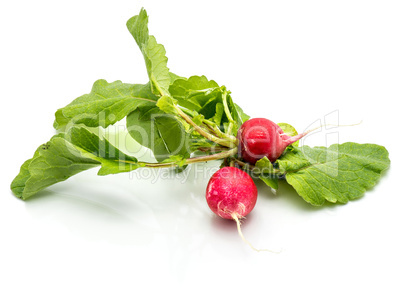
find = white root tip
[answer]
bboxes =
[285,120,364,146]
[305,120,363,135]
[231,213,281,254]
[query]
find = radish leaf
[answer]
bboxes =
[11,127,143,199]
[54,80,157,130]
[67,127,143,176]
[11,135,100,200]
[126,8,170,96]
[127,107,191,162]
[227,95,250,130]
[253,157,279,190]
[169,75,222,117]
[277,143,390,205]
[156,95,178,114]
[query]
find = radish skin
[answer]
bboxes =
[238,118,306,164]
[206,167,257,220]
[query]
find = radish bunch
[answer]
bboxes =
[205,117,304,251]
[11,8,390,253]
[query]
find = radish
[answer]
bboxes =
[206,166,257,220]
[206,166,273,252]
[237,118,307,164]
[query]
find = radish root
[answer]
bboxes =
[304,120,363,135]
[231,213,281,253]
[284,120,363,146]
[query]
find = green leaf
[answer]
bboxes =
[227,95,250,130]
[277,142,390,206]
[169,75,222,116]
[212,103,224,126]
[11,135,100,200]
[169,75,219,99]
[67,127,143,176]
[11,127,143,199]
[254,157,275,173]
[10,153,40,199]
[156,95,178,115]
[168,76,249,130]
[126,107,191,162]
[169,72,187,83]
[253,157,279,190]
[54,80,157,130]
[259,176,279,190]
[278,122,299,147]
[126,8,170,96]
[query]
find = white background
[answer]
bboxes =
[1,1,401,288]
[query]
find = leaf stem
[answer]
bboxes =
[232,158,254,169]
[233,158,283,176]
[131,147,238,168]
[175,106,237,148]
[202,120,238,144]
[197,146,228,153]
[221,89,235,136]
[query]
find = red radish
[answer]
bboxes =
[206,166,257,220]
[237,118,307,164]
[206,166,273,252]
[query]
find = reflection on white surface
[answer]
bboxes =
[4,128,397,288]
[4,125,394,288]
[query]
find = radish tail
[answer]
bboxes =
[283,131,308,146]
[283,120,363,146]
[231,213,281,253]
